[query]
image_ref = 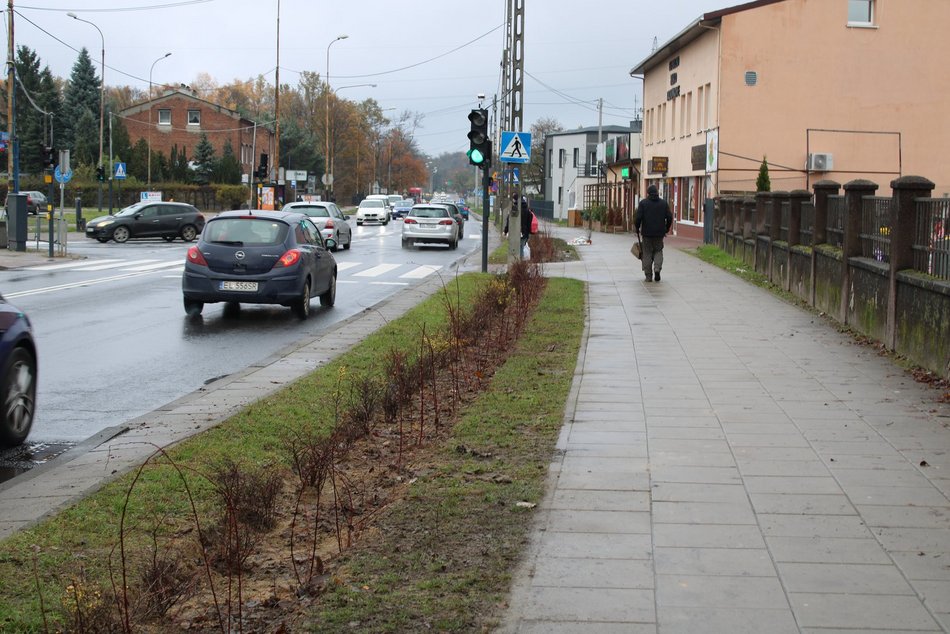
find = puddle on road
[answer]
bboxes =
[0,442,74,484]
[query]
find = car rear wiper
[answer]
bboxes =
[212,240,244,246]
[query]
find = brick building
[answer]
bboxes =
[119,87,273,180]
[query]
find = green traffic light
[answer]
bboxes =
[468,148,485,165]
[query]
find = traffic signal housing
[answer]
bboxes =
[43,146,55,169]
[96,165,105,182]
[467,108,491,168]
[257,153,269,180]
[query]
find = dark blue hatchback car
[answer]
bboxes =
[181,210,337,319]
[0,294,37,448]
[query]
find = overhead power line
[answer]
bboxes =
[18,0,214,13]
[334,24,503,79]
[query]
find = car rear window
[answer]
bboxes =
[411,207,449,218]
[205,218,288,246]
[292,206,330,218]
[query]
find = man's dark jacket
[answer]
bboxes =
[635,191,673,238]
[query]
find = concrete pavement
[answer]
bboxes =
[501,228,950,632]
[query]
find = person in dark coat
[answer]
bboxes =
[504,193,533,258]
[634,184,674,282]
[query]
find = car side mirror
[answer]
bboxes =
[134,213,142,219]
[343,215,350,220]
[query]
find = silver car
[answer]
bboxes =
[282,201,352,251]
[401,204,459,249]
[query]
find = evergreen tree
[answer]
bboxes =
[110,115,132,174]
[61,48,101,160]
[129,138,148,181]
[73,109,98,166]
[192,133,215,184]
[214,138,242,184]
[756,156,771,192]
[169,144,190,182]
[13,47,47,173]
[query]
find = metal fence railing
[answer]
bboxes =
[800,200,815,245]
[826,195,845,248]
[913,198,950,280]
[861,196,892,263]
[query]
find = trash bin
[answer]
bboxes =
[6,193,28,252]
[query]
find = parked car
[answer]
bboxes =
[355,198,390,225]
[181,210,337,319]
[85,201,205,243]
[401,204,459,249]
[431,201,465,237]
[0,294,37,448]
[391,199,414,219]
[282,201,352,251]
[4,191,47,216]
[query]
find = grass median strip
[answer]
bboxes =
[0,272,585,632]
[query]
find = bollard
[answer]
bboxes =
[76,196,85,232]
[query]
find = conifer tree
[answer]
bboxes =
[756,156,771,192]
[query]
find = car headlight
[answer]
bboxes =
[98,220,114,227]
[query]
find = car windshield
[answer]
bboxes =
[411,207,449,218]
[288,205,330,218]
[204,218,288,246]
[115,202,148,217]
[360,200,384,208]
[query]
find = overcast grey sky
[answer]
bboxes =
[8,0,717,156]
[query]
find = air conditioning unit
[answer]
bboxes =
[807,152,834,172]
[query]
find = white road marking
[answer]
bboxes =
[336,261,361,272]
[4,269,172,299]
[24,259,121,271]
[400,265,440,279]
[79,258,163,271]
[124,260,186,272]
[353,263,401,277]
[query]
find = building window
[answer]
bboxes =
[573,148,579,168]
[158,109,171,125]
[848,0,873,24]
[548,149,553,177]
[696,86,704,133]
[686,91,693,135]
[558,186,563,205]
[558,149,565,168]
[671,98,677,139]
[187,110,201,126]
[703,83,711,130]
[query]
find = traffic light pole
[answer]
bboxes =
[481,165,490,273]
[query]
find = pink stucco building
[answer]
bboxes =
[632,0,950,240]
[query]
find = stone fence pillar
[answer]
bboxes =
[840,180,879,322]
[788,190,810,248]
[742,198,755,240]
[812,180,840,247]
[885,176,935,348]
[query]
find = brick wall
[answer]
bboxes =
[122,92,273,174]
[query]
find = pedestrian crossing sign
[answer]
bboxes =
[500,131,531,164]
[114,162,127,179]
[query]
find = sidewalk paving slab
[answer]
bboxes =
[500,228,950,633]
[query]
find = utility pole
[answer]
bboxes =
[273,0,281,198]
[506,0,525,263]
[7,0,17,194]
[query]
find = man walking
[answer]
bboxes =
[635,184,674,282]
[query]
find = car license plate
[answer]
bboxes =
[220,281,258,291]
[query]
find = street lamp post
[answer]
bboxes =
[325,34,347,199]
[67,12,105,212]
[147,52,171,188]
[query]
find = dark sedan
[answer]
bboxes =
[0,294,37,448]
[86,201,205,243]
[181,210,337,319]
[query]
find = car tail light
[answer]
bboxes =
[439,219,454,226]
[324,219,334,229]
[403,218,417,224]
[276,249,301,267]
[186,246,208,266]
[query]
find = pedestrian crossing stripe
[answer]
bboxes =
[500,131,531,164]
[21,259,445,280]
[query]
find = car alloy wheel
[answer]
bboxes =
[0,347,35,447]
[112,226,130,243]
